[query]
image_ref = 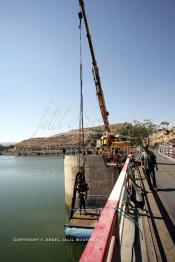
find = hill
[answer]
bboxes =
[150,127,175,145]
[14,124,122,154]
[12,124,175,154]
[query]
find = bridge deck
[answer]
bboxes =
[138,151,175,261]
[79,151,175,261]
[143,152,175,261]
[120,151,175,261]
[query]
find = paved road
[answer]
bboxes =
[155,151,175,225]
[138,151,175,261]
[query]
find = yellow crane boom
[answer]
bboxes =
[79,0,110,133]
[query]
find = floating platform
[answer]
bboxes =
[65,209,100,240]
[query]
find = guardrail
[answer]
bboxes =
[159,147,175,158]
[80,158,130,262]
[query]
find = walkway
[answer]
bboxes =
[80,151,175,261]
[139,151,175,261]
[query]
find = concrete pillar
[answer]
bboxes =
[64,155,119,207]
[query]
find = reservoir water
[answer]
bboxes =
[0,156,85,262]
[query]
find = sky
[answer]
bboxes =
[0,0,175,142]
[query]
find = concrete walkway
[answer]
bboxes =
[121,152,175,261]
[139,152,175,262]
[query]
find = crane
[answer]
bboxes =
[78,0,110,134]
[78,0,131,153]
[68,0,131,223]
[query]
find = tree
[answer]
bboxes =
[0,144,4,152]
[118,120,158,146]
[160,121,169,129]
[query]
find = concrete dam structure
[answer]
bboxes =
[64,155,120,207]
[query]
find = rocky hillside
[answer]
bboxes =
[150,127,175,145]
[14,124,122,154]
[14,124,175,154]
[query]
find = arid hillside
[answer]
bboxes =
[14,124,175,154]
[150,127,175,145]
[14,124,122,153]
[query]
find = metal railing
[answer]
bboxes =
[159,146,175,158]
[80,158,130,262]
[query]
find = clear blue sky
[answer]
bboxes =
[0,0,175,142]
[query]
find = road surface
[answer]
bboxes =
[140,151,175,261]
[156,152,175,225]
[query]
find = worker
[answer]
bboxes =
[78,191,86,215]
[77,180,89,215]
[141,145,158,190]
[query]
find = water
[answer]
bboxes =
[0,156,85,262]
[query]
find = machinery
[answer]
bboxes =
[65,2,131,237]
[79,0,110,133]
[79,0,131,155]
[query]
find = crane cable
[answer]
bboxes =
[69,12,89,220]
[78,11,85,169]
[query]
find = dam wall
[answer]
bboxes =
[64,155,119,207]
